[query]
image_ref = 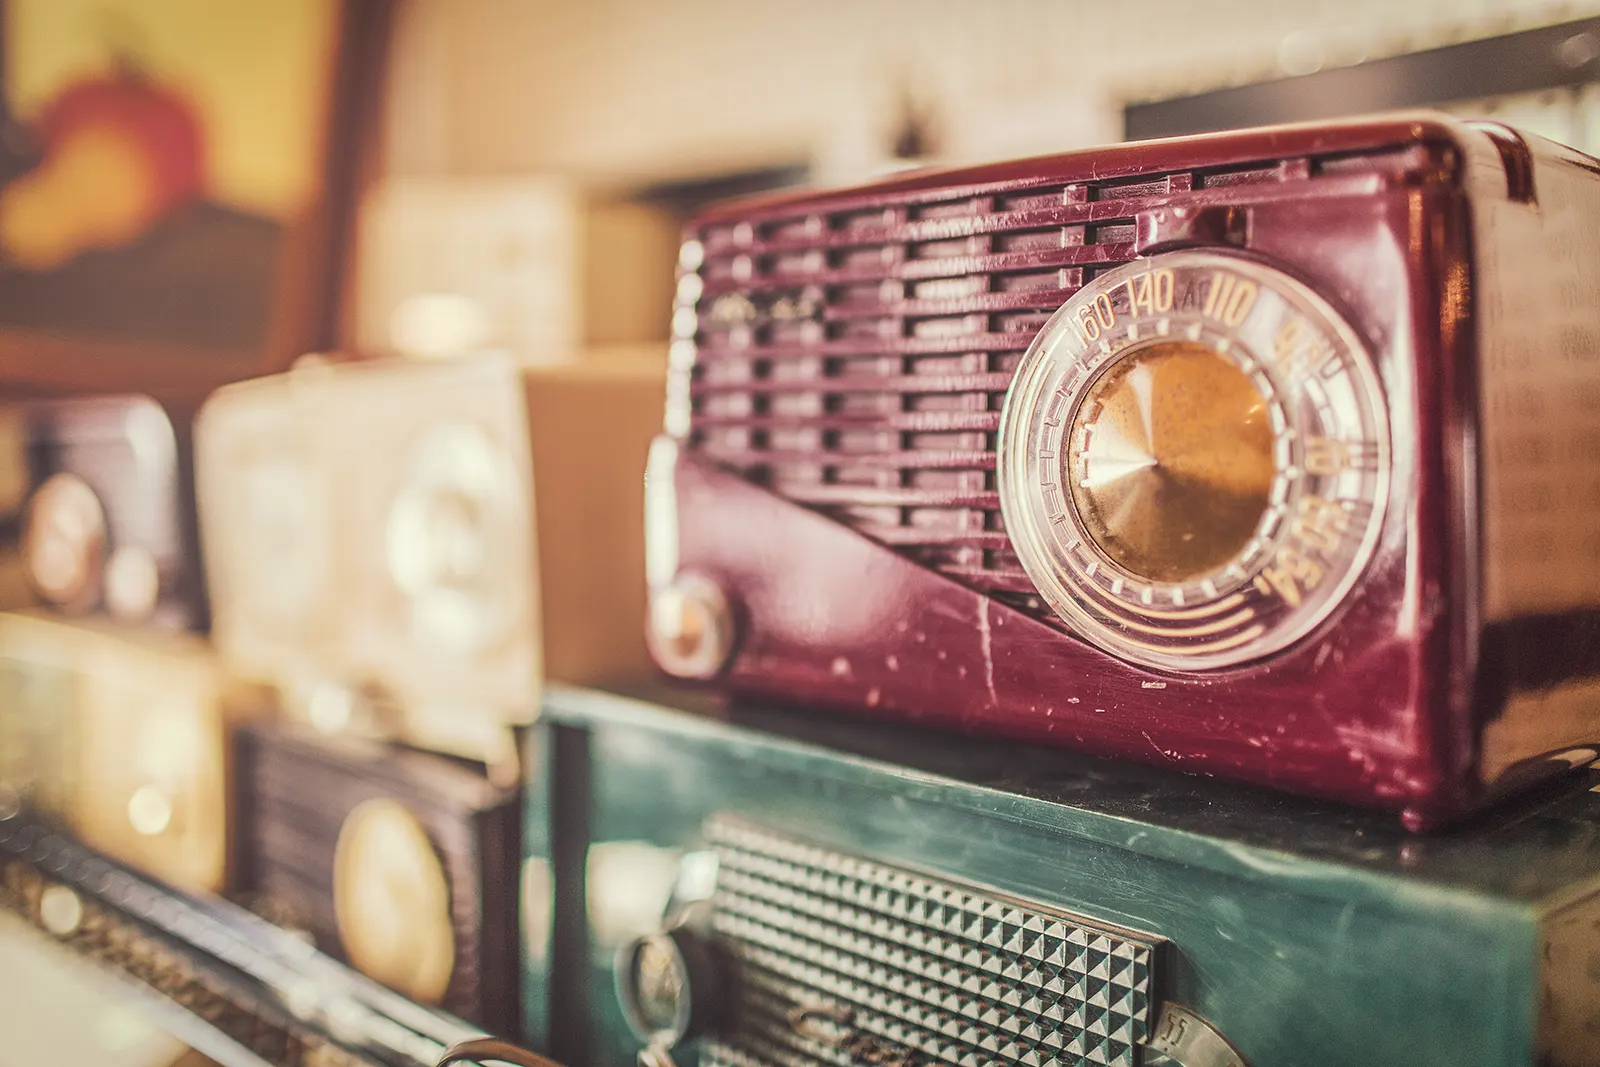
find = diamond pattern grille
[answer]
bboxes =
[702,816,1162,1067]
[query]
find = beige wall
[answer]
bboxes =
[385,0,1600,186]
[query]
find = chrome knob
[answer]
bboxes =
[647,575,733,680]
[615,926,724,1050]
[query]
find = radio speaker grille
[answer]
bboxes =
[682,149,1436,618]
[703,816,1162,1067]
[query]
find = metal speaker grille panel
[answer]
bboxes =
[679,147,1436,619]
[703,816,1163,1067]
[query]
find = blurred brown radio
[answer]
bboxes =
[646,114,1600,828]
[0,396,202,628]
[0,611,249,894]
[232,719,521,1037]
[195,352,663,765]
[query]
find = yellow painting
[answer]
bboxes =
[0,0,341,349]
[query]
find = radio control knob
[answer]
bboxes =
[127,785,175,837]
[1147,1004,1250,1067]
[38,884,82,937]
[616,927,724,1050]
[648,575,733,680]
[23,472,107,611]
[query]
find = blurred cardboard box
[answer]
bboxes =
[355,178,679,362]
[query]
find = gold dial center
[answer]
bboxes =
[1068,341,1277,584]
[334,798,456,1005]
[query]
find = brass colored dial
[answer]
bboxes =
[1069,340,1277,583]
[333,798,455,1004]
[998,251,1390,671]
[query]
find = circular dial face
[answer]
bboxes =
[23,472,107,610]
[625,935,690,1038]
[998,251,1391,671]
[333,798,456,1004]
[386,421,520,653]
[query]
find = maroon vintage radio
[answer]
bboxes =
[643,113,1600,828]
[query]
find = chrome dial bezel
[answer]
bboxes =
[997,251,1392,672]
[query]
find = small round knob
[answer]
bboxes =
[23,472,106,611]
[38,883,83,937]
[333,798,455,1005]
[104,544,161,621]
[127,785,175,837]
[647,575,733,680]
[615,927,723,1049]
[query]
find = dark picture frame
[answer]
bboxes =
[0,0,394,407]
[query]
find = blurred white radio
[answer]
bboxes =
[195,352,664,765]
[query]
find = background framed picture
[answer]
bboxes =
[0,0,392,406]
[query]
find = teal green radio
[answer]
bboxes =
[521,686,1600,1067]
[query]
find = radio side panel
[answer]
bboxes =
[1468,130,1600,782]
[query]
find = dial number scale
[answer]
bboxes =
[998,251,1390,671]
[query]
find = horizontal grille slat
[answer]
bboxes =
[780,487,1000,509]
[702,195,1213,256]
[810,287,1089,322]
[690,412,1003,433]
[705,817,1162,1067]
[858,529,1011,549]
[691,373,1015,396]
[694,334,1037,359]
[698,244,1131,298]
[700,448,994,471]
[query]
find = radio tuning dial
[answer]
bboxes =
[999,251,1391,672]
[333,798,456,1006]
[22,472,106,610]
[616,923,725,1056]
[1069,340,1277,583]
